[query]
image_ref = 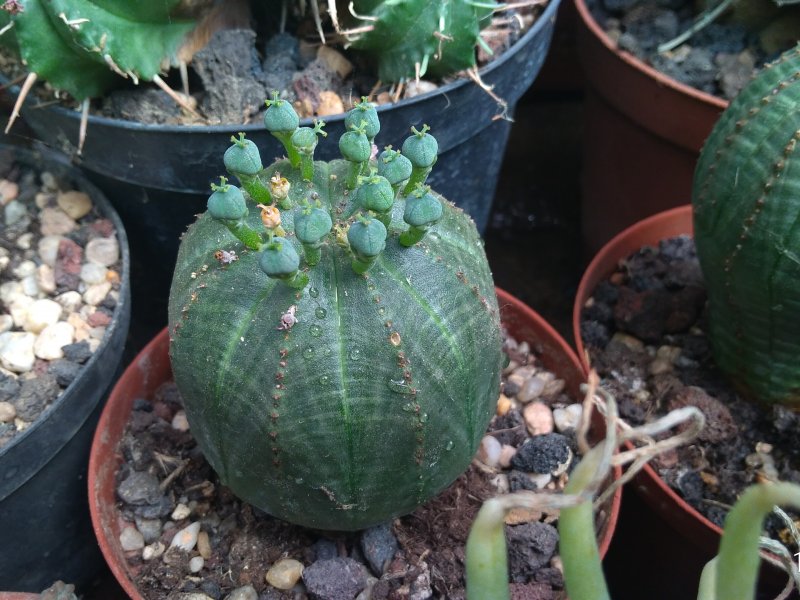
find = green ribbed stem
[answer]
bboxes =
[373,211,392,229]
[240,175,272,204]
[300,154,315,182]
[303,243,322,266]
[351,255,377,274]
[224,220,263,251]
[346,161,364,190]
[399,225,427,247]
[273,131,302,168]
[280,270,309,289]
[402,166,431,196]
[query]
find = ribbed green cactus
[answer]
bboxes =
[168,99,503,530]
[0,0,195,100]
[692,44,800,408]
[345,0,497,83]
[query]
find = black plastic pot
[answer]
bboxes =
[7,1,560,346]
[0,143,131,592]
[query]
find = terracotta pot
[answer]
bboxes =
[90,288,620,598]
[0,594,38,600]
[573,0,726,255]
[572,206,794,598]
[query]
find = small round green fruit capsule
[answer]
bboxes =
[264,92,300,134]
[224,133,263,177]
[404,189,443,227]
[259,237,300,277]
[295,207,333,245]
[377,147,413,186]
[401,125,438,168]
[291,120,327,155]
[345,98,380,140]
[207,181,247,221]
[359,175,394,213]
[348,217,387,257]
[339,128,372,163]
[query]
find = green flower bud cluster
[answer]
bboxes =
[169,92,502,532]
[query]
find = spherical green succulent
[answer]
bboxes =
[692,44,800,408]
[168,100,503,531]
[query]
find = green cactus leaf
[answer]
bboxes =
[10,0,116,100]
[44,0,195,80]
[168,157,502,530]
[692,44,800,407]
[348,0,496,82]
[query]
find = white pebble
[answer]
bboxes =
[38,235,65,267]
[517,375,546,403]
[171,503,192,521]
[499,444,517,469]
[39,207,76,236]
[80,263,108,285]
[490,473,509,493]
[0,314,12,333]
[171,410,190,432]
[83,282,111,306]
[15,232,33,250]
[4,200,27,225]
[0,331,35,372]
[0,281,24,305]
[0,401,16,422]
[189,556,205,573]
[9,296,33,328]
[57,190,93,220]
[265,558,304,590]
[553,404,583,433]
[170,521,201,551]
[34,322,75,360]
[23,299,62,333]
[85,237,119,266]
[477,435,502,468]
[55,291,83,312]
[119,526,145,551]
[530,473,552,489]
[36,264,56,294]
[523,401,554,436]
[226,586,258,600]
[14,259,40,279]
[20,275,39,298]
[0,179,19,204]
[142,541,165,561]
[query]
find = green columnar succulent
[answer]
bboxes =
[692,44,800,408]
[168,100,503,531]
[0,0,195,100]
[402,125,438,195]
[345,0,497,83]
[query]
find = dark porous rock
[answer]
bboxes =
[121,431,155,470]
[261,32,301,96]
[659,234,694,261]
[582,298,614,326]
[534,567,565,589]
[133,397,153,412]
[592,280,620,305]
[509,582,556,600]
[491,409,527,447]
[506,522,559,582]
[623,246,667,289]
[48,359,82,387]
[650,47,717,95]
[311,538,339,561]
[664,286,706,333]
[663,258,704,288]
[302,557,369,600]
[102,88,182,124]
[61,340,93,364]
[613,286,672,342]
[508,470,541,492]
[193,29,268,125]
[117,470,165,506]
[771,404,800,433]
[14,373,59,421]
[667,386,737,443]
[200,579,223,600]
[0,371,20,403]
[360,522,398,575]
[511,433,571,475]
[580,319,610,349]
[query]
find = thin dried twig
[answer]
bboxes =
[5,71,36,134]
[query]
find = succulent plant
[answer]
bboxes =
[692,44,800,408]
[168,99,503,530]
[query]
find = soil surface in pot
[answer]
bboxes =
[0,159,124,447]
[110,331,611,600]
[0,4,544,128]
[579,235,800,550]
[585,0,798,100]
